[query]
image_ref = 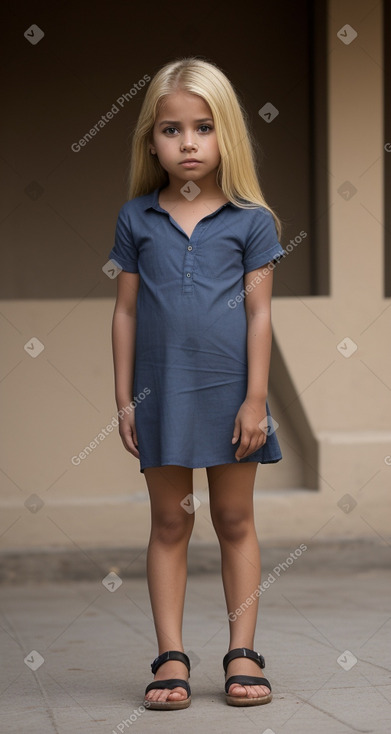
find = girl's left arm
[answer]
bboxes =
[232,266,274,461]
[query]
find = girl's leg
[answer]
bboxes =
[207,462,271,700]
[143,465,194,704]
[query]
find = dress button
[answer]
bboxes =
[186,272,191,277]
[187,245,192,251]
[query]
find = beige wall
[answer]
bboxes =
[1,0,389,551]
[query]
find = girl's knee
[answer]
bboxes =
[151,511,194,544]
[211,509,253,542]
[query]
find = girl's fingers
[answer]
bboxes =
[231,417,240,444]
[122,434,140,458]
[233,407,269,460]
[119,421,140,458]
[128,429,140,457]
[235,432,251,460]
[235,431,266,460]
[131,424,138,448]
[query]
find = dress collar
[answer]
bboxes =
[143,186,235,213]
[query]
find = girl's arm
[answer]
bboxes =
[112,270,140,456]
[232,266,274,461]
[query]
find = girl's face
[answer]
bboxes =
[150,90,221,191]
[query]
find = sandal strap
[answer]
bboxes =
[150,650,191,675]
[225,674,271,694]
[223,647,265,673]
[144,678,191,696]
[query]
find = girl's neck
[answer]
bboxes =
[160,180,227,205]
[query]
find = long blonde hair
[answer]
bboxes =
[128,56,282,239]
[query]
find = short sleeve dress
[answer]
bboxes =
[108,185,286,473]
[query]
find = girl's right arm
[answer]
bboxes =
[111,270,140,457]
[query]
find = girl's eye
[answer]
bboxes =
[162,125,213,135]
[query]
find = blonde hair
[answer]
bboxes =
[128,56,282,239]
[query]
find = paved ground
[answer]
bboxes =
[1,541,390,734]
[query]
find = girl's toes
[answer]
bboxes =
[229,683,246,696]
[252,685,263,697]
[175,687,188,699]
[146,690,164,702]
[250,685,270,697]
[167,690,182,699]
[230,684,270,698]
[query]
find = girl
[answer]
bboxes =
[108,56,286,710]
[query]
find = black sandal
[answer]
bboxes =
[223,647,272,706]
[143,650,191,710]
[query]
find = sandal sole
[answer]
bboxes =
[226,693,272,706]
[143,695,191,710]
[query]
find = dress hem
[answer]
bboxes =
[139,455,282,473]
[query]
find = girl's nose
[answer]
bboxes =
[181,138,198,151]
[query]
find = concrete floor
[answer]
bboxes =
[1,541,391,734]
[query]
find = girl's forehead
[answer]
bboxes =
[156,91,212,117]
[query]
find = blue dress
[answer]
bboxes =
[108,185,286,473]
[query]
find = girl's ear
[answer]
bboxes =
[150,147,156,155]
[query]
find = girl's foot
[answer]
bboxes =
[225,655,271,699]
[144,659,189,705]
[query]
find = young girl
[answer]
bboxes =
[108,56,286,710]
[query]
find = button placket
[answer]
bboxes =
[182,224,204,294]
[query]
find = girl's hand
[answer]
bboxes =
[232,398,268,461]
[118,409,140,458]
